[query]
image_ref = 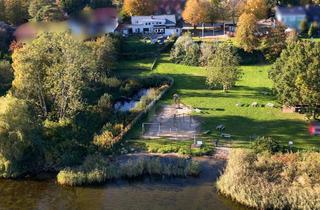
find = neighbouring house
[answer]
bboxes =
[257,18,276,34]
[305,5,320,25]
[122,15,181,37]
[14,7,119,42]
[275,6,306,31]
[275,5,320,32]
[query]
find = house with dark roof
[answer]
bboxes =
[123,15,181,37]
[275,6,306,30]
[276,5,320,31]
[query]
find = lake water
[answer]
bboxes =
[114,89,149,112]
[0,158,247,210]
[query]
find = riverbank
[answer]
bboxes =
[0,147,250,210]
[57,153,201,186]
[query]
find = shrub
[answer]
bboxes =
[132,88,160,112]
[120,79,141,97]
[93,130,114,149]
[57,154,200,186]
[199,42,217,66]
[0,95,43,178]
[251,136,282,154]
[170,33,200,66]
[217,149,320,209]
[0,60,13,94]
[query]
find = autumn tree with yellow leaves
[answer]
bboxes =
[123,0,157,16]
[182,0,209,31]
[235,0,268,52]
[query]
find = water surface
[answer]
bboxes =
[0,158,247,210]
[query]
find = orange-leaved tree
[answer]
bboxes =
[123,0,157,16]
[182,0,209,32]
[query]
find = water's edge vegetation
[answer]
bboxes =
[217,149,320,209]
[57,154,200,186]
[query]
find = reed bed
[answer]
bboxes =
[57,154,200,186]
[217,149,320,209]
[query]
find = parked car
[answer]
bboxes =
[309,122,320,136]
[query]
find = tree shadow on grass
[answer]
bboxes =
[200,115,319,150]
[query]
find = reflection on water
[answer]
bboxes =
[0,158,248,210]
[0,176,247,210]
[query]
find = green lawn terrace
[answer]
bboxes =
[119,55,319,150]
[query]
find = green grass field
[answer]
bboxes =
[120,55,319,150]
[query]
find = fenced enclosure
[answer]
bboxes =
[142,104,199,140]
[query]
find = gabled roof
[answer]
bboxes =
[131,15,176,25]
[276,6,306,16]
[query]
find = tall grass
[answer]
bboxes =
[57,154,200,186]
[217,149,320,209]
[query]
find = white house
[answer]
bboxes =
[125,15,181,37]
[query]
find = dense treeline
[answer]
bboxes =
[0,32,170,177]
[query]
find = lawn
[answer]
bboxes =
[120,55,319,150]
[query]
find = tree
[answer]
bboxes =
[34,3,65,22]
[242,0,268,19]
[0,22,15,55]
[87,35,118,77]
[269,41,320,119]
[0,60,13,94]
[170,33,200,66]
[28,0,50,19]
[200,42,217,66]
[182,0,209,31]
[0,1,5,21]
[0,95,43,178]
[12,32,97,120]
[308,21,319,38]
[58,0,87,15]
[122,0,157,16]
[224,0,245,24]
[3,0,30,25]
[88,0,113,9]
[260,24,287,63]
[235,13,259,52]
[206,42,241,92]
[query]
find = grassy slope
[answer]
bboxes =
[120,55,319,150]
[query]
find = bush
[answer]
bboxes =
[57,154,200,186]
[0,95,43,178]
[217,149,320,209]
[144,140,214,156]
[170,33,200,66]
[251,136,282,154]
[132,88,160,112]
[0,60,13,94]
[199,42,217,66]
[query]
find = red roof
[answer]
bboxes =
[93,7,118,23]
